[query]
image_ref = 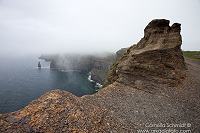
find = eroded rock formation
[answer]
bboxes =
[1,19,200,132]
[106,19,186,87]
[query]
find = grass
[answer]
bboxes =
[183,51,200,61]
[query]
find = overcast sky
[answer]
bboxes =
[0,0,199,56]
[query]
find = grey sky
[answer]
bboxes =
[0,0,199,56]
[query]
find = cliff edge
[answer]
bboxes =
[1,19,200,132]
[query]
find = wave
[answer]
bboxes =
[88,72,103,90]
[88,72,95,82]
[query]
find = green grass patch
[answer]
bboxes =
[183,51,200,61]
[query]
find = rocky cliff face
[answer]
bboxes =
[41,55,95,72]
[40,54,115,84]
[116,48,128,59]
[1,19,200,132]
[106,19,186,87]
[90,56,115,84]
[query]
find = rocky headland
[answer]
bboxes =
[39,54,116,85]
[1,19,200,132]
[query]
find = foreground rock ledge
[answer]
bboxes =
[1,19,200,132]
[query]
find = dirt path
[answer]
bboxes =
[185,57,200,67]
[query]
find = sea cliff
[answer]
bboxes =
[39,54,116,85]
[1,19,200,132]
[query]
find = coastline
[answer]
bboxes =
[1,19,200,132]
[87,72,103,90]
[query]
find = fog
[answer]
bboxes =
[0,0,200,57]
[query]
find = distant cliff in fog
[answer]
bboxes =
[39,53,116,84]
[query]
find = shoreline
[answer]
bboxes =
[87,72,103,90]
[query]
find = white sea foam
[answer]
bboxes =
[88,72,95,82]
[88,72,102,89]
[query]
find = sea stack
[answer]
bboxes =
[38,61,41,68]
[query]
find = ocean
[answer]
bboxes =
[0,56,97,113]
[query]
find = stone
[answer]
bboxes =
[106,19,186,87]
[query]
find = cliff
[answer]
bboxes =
[105,19,186,87]
[116,48,128,59]
[1,19,200,132]
[40,54,116,84]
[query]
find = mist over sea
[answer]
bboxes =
[0,56,96,113]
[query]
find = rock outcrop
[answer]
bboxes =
[116,48,128,59]
[1,19,200,132]
[90,57,115,84]
[106,19,186,87]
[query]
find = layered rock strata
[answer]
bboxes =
[106,19,186,87]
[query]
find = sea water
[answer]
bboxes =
[0,56,96,113]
